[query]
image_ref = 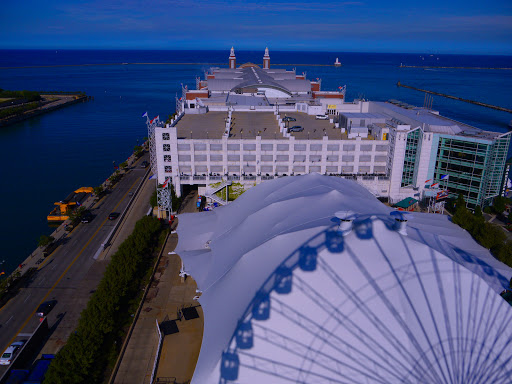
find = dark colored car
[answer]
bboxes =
[288,126,304,132]
[140,160,149,168]
[81,211,93,223]
[36,300,57,317]
[282,116,296,122]
[108,212,120,220]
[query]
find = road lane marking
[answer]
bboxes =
[23,294,31,303]
[3,176,142,351]
[5,316,13,325]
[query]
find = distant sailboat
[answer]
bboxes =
[334,57,341,67]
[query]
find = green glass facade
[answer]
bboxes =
[401,129,420,187]
[433,133,511,207]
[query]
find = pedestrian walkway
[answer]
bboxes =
[114,189,203,384]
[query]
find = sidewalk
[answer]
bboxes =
[114,189,202,384]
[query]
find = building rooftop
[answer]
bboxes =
[376,102,507,140]
[175,112,285,140]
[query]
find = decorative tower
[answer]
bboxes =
[229,47,236,69]
[263,47,270,69]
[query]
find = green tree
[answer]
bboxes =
[38,235,55,247]
[93,185,104,196]
[119,161,128,169]
[493,196,507,214]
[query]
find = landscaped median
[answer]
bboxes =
[43,216,167,384]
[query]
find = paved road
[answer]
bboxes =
[0,153,151,377]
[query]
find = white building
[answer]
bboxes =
[175,173,512,383]
[151,48,510,207]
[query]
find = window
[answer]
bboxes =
[228,154,240,161]
[162,132,170,140]
[327,155,339,162]
[343,144,355,151]
[311,144,323,151]
[177,144,190,151]
[243,155,256,161]
[261,144,273,151]
[243,144,256,151]
[194,143,207,151]
[163,144,170,152]
[210,154,223,162]
[178,154,191,161]
[294,144,307,151]
[359,155,371,162]
[227,144,240,151]
[261,155,273,162]
[195,155,207,162]
[326,144,339,151]
[165,166,172,173]
[276,155,289,162]
[164,155,172,162]
[360,144,372,152]
[210,144,223,151]
[277,144,289,151]
[342,155,354,162]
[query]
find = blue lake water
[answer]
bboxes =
[0,49,511,275]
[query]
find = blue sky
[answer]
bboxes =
[1,0,511,54]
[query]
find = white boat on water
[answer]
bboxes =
[334,57,341,67]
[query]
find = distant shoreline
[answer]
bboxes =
[0,62,338,69]
[0,94,90,128]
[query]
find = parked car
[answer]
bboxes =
[36,300,57,317]
[315,114,328,120]
[81,211,93,223]
[140,160,149,168]
[108,212,120,220]
[0,341,25,365]
[288,126,304,132]
[282,116,296,122]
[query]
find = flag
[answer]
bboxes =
[440,174,449,180]
[424,179,432,184]
[338,86,342,90]
[436,190,449,200]
[150,115,159,124]
[162,178,170,188]
[142,111,148,118]
[431,182,439,188]
[149,174,157,180]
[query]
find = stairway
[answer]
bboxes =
[205,180,232,205]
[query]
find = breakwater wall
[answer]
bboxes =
[397,81,512,114]
[0,94,91,128]
[399,65,512,70]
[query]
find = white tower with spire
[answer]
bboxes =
[263,47,270,69]
[229,47,236,69]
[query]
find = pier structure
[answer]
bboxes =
[150,48,511,209]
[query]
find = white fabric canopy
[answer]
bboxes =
[175,174,512,384]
